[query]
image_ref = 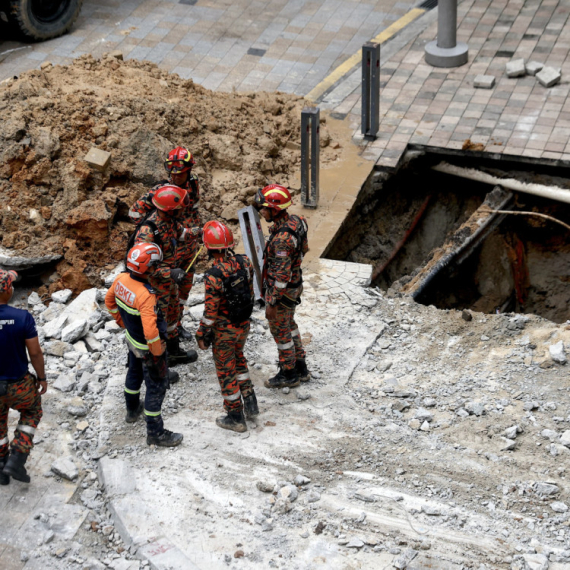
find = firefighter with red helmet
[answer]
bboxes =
[255,184,310,389]
[105,243,183,447]
[134,185,197,366]
[195,221,257,433]
[129,147,202,341]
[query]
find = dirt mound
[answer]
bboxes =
[0,54,336,294]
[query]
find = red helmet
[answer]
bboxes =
[126,243,163,275]
[255,184,292,211]
[152,185,189,211]
[202,221,234,250]
[164,147,195,174]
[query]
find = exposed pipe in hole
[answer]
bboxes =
[371,195,431,283]
[410,187,513,300]
[481,208,570,232]
[432,162,570,205]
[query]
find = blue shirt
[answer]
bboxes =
[0,304,38,382]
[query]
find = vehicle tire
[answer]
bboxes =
[9,0,83,41]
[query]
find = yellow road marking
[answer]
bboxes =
[305,7,427,102]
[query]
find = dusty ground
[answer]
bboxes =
[0,54,342,294]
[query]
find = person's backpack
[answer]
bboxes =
[206,255,254,325]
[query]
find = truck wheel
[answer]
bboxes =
[9,0,83,41]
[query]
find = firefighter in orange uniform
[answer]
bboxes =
[105,243,183,447]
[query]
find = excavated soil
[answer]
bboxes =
[0,54,341,296]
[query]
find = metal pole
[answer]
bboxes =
[301,107,319,209]
[361,42,380,140]
[237,205,265,301]
[425,0,468,68]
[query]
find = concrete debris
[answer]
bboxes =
[51,289,73,303]
[465,401,486,416]
[84,146,111,171]
[346,538,364,549]
[506,58,526,77]
[536,66,561,88]
[51,456,79,480]
[256,481,274,493]
[474,75,495,89]
[525,61,544,76]
[541,429,559,442]
[533,482,559,496]
[306,490,321,503]
[273,498,292,514]
[42,314,68,339]
[522,553,549,570]
[294,474,311,486]
[277,484,298,502]
[550,501,568,513]
[560,431,570,447]
[27,291,42,305]
[61,318,89,343]
[500,437,516,451]
[393,549,418,569]
[52,373,76,392]
[549,341,566,364]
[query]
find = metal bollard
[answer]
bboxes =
[361,42,380,140]
[238,205,265,302]
[300,107,320,209]
[424,0,468,67]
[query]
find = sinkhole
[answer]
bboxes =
[326,150,570,324]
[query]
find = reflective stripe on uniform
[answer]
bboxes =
[236,372,250,381]
[116,298,141,316]
[277,340,294,350]
[147,335,161,344]
[179,299,186,305]
[144,409,162,417]
[0,437,8,446]
[16,424,35,435]
[124,387,141,395]
[192,203,199,209]
[126,331,149,351]
[129,210,142,220]
[291,328,300,337]
[275,281,288,289]
[167,323,177,332]
[201,317,215,326]
[108,308,119,314]
[223,391,241,402]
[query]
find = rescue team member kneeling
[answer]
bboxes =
[196,221,258,433]
[105,244,183,447]
[255,184,310,389]
[0,269,47,484]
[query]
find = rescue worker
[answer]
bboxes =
[0,269,47,484]
[195,221,258,433]
[105,243,183,447]
[255,184,310,389]
[134,184,198,367]
[129,147,202,340]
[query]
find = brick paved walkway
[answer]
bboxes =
[325,0,570,168]
[0,0,416,93]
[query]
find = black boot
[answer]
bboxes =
[0,455,9,485]
[2,451,30,483]
[125,402,143,424]
[216,409,248,433]
[167,337,198,367]
[264,366,300,389]
[243,391,259,419]
[147,429,183,447]
[168,369,180,384]
[296,359,310,382]
[177,325,194,341]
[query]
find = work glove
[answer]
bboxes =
[171,268,186,285]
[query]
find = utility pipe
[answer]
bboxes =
[410,188,513,301]
[432,162,570,205]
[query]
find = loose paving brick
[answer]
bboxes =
[474,75,496,89]
[536,66,562,88]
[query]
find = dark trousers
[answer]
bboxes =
[125,351,168,436]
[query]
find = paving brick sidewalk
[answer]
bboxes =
[0,0,417,93]
[330,0,570,168]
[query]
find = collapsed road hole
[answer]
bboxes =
[326,152,570,323]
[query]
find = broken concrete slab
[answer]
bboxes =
[536,66,561,87]
[0,245,62,270]
[98,457,137,496]
[506,58,526,77]
[51,456,79,480]
[84,147,111,171]
[549,341,566,364]
[51,289,73,304]
[138,537,200,570]
[61,319,89,343]
[52,373,76,392]
[474,74,495,89]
